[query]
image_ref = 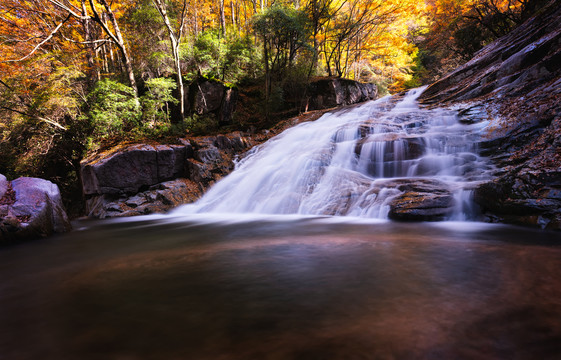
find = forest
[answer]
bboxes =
[0,0,547,211]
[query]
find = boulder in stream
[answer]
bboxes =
[385,179,456,221]
[0,175,71,242]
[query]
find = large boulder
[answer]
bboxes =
[0,175,71,241]
[81,144,190,196]
[81,133,255,218]
[304,78,377,111]
[192,78,238,125]
[384,179,456,221]
[85,179,202,219]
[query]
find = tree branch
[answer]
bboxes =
[1,106,67,130]
[3,14,71,62]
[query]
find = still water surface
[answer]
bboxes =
[1,216,561,359]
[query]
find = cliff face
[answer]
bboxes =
[420,1,561,229]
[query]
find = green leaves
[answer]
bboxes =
[141,77,178,125]
[87,79,141,140]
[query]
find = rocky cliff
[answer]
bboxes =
[420,0,561,229]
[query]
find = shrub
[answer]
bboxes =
[140,77,178,127]
[87,79,141,140]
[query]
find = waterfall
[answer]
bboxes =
[175,87,494,220]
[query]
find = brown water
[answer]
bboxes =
[1,215,561,359]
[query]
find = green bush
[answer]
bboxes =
[189,31,226,79]
[223,36,260,82]
[140,77,178,127]
[87,79,141,140]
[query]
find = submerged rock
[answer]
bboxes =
[0,175,71,241]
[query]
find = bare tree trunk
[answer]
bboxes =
[81,0,138,97]
[263,37,270,119]
[219,0,226,36]
[152,0,186,123]
[231,0,236,31]
[194,0,199,36]
[80,0,98,86]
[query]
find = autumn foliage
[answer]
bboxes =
[0,0,545,213]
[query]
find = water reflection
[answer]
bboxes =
[1,217,561,359]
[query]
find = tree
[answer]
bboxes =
[253,5,311,111]
[47,0,139,96]
[152,0,188,122]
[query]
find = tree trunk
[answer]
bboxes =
[152,0,186,123]
[89,0,138,96]
[263,37,270,118]
[231,0,237,31]
[80,0,98,86]
[219,0,226,36]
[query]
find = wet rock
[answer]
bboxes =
[355,138,425,178]
[420,2,561,230]
[85,179,202,219]
[384,179,455,221]
[388,192,455,221]
[1,176,71,241]
[457,105,488,124]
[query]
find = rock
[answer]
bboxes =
[1,176,71,241]
[419,1,561,230]
[81,143,188,196]
[388,192,455,221]
[305,78,378,111]
[81,132,256,219]
[85,179,202,219]
[0,174,8,199]
[186,159,215,189]
[383,179,456,221]
[192,78,238,125]
[219,87,238,125]
[194,80,225,114]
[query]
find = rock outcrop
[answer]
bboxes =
[304,78,377,111]
[0,174,71,241]
[420,0,561,230]
[171,77,238,125]
[385,179,456,221]
[81,133,256,218]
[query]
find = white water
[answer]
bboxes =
[175,87,494,220]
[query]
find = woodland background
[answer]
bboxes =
[0,0,547,213]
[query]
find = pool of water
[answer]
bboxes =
[1,216,561,359]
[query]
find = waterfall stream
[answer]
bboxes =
[176,87,494,220]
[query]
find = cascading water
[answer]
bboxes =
[175,87,494,220]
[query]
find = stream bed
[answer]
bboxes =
[1,215,561,359]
